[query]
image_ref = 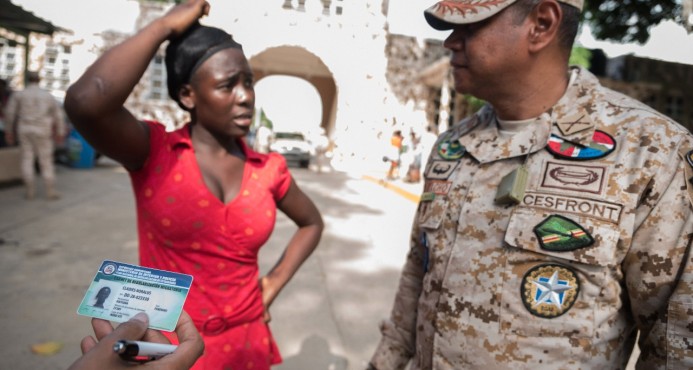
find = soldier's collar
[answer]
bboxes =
[547,67,599,146]
[458,109,551,164]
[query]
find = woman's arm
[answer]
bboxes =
[261,179,324,321]
[63,0,209,170]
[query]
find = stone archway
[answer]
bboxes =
[249,45,337,137]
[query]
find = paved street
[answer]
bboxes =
[0,159,422,370]
[0,159,639,370]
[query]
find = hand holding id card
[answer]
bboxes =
[77,260,193,332]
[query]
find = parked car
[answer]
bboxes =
[269,131,311,168]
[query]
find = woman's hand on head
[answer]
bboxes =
[162,0,211,38]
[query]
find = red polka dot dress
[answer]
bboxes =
[129,122,291,369]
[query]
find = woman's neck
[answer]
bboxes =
[190,124,243,157]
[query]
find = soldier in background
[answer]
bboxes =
[4,71,65,200]
[369,0,693,368]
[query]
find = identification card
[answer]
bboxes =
[77,260,193,332]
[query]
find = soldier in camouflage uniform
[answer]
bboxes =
[368,0,693,369]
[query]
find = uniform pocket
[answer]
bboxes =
[499,206,621,338]
[417,196,448,230]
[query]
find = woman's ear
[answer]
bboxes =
[178,84,195,110]
[527,0,562,53]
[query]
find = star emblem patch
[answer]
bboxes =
[533,215,594,252]
[521,264,580,318]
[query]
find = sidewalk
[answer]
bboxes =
[0,159,421,370]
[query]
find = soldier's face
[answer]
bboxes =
[443,5,527,101]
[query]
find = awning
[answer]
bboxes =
[0,0,66,36]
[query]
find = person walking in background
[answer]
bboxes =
[4,71,65,200]
[64,0,324,369]
[369,0,693,369]
[385,130,403,180]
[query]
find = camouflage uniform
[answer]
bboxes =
[371,67,693,369]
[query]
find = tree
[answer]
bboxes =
[583,0,693,44]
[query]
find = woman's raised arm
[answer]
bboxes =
[64,0,209,170]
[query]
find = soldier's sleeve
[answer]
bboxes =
[370,220,425,369]
[624,136,693,369]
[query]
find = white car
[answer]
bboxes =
[270,132,312,168]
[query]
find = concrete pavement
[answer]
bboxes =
[0,159,638,369]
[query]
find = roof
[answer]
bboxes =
[0,0,65,35]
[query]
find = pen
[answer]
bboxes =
[113,340,178,362]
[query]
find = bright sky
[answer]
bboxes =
[14,0,693,66]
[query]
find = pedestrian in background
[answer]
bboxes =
[385,130,403,180]
[64,0,324,369]
[369,0,693,369]
[4,71,65,200]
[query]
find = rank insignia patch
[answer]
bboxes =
[521,264,580,318]
[438,139,466,160]
[547,130,615,160]
[533,215,594,252]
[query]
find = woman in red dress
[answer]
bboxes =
[64,1,324,369]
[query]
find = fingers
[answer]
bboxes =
[79,336,97,355]
[107,312,150,342]
[156,311,204,370]
[142,327,171,343]
[91,318,115,341]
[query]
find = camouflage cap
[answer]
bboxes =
[424,0,584,30]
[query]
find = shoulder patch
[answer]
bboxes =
[677,147,693,207]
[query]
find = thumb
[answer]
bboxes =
[108,312,150,343]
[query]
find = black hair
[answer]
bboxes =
[165,22,243,111]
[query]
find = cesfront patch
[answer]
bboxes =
[533,214,594,252]
[521,264,580,318]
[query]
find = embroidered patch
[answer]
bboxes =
[533,215,594,252]
[437,139,466,160]
[522,191,623,224]
[556,112,594,136]
[547,130,616,160]
[677,148,693,206]
[420,192,436,202]
[521,264,580,318]
[540,161,607,195]
[424,180,453,196]
[425,160,459,180]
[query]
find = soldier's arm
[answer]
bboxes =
[369,221,426,370]
[624,137,693,368]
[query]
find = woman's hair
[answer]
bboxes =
[165,22,243,110]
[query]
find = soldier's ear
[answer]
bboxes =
[178,84,195,110]
[527,0,561,53]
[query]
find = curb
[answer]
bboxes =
[362,175,421,203]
